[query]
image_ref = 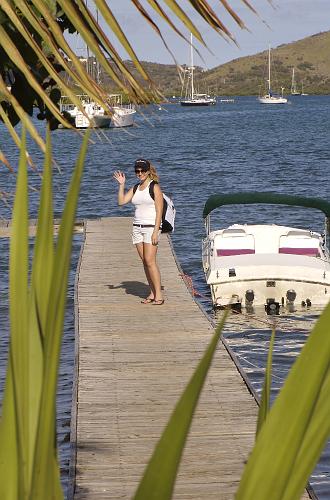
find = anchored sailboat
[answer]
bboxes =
[258,46,288,104]
[301,81,308,96]
[291,67,301,96]
[180,34,216,106]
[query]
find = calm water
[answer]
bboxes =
[0,95,329,497]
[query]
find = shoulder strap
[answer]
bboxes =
[133,183,139,194]
[149,180,158,200]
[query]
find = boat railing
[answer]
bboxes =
[107,94,135,111]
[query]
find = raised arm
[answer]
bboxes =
[113,170,134,205]
[151,183,164,245]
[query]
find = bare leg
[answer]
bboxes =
[143,243,163,302]
[135,243,155,300]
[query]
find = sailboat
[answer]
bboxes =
[60,6,135,129]
[180,34,216,106]
[291,68,301,96]
[301,82,308,96]
[258,46,288,104]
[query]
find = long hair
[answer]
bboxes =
[149,163,159,182]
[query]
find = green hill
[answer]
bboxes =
[202,31,330,96]
[117,31,330,97]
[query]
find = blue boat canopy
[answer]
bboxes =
[203,193,330,219]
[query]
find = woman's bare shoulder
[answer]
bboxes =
[153,181,162,193]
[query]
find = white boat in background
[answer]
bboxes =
[180,34,216,106]
[202,193,330,314]
[258,47,288,104]
[108,93,136,128]
[60,13,135,130]
[60,95,111,128]
[301,82,309,96]
[59,93,135,129]
[291,67,301,96]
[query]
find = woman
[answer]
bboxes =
[113,158,164,305]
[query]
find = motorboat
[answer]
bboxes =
[59,95,111,129]
[59,94,135,129]
[258,46,288,104]
[108,93,136,128]
[202,193,330,313]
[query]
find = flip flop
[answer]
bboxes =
[152,299,165,305]
[141,297,154,304]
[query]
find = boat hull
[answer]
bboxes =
[259,95,288,104]
[59,95,135,129]
[180,99,216,106]
[208,274,330,309]
[109,107,136,127]
[75,113,111,129]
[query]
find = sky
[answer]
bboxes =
[73,1,330,70]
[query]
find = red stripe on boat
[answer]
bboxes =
[279,247,320,256]
[216,249,255,256]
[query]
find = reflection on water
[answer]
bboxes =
[215,306,329,499]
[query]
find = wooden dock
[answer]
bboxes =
[70,217,261,498]
[0,219,84,238]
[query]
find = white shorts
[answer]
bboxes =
[132,225,160,245]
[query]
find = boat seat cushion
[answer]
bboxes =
[279,234,320,256]
[217,248,255,256]
[215,233,255,256]
[279,247,320,256]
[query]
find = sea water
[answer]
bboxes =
[0,95,329,498]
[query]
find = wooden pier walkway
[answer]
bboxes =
[71,217,259,499]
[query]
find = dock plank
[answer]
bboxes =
[72,217,308,499]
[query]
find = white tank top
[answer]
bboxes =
[132,182,156,224]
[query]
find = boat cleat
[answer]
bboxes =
[265,298,280,315]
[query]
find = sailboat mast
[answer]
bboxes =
[95,8,101,84]
[268,45,271,94]
[291,67,295,93]
[190,33,194,99]
[85,0,91,76]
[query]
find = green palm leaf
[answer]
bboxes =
[0,0,87,113]
[0,77,47,154]
[0,128,29,499]
[27,128,55,491]
[0,369,19,500]
[94,0,151,80]
[0,23,67,127]
[20,0,112,101]
[0,102,38,171]
[30,131,90,499]
[8,127,29,496]
[56,0,151,100]
[236,302,330,499]
[0,149,14,173]
[0,0,261,135]
[256,326,276,435]
[282,368,330,500]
